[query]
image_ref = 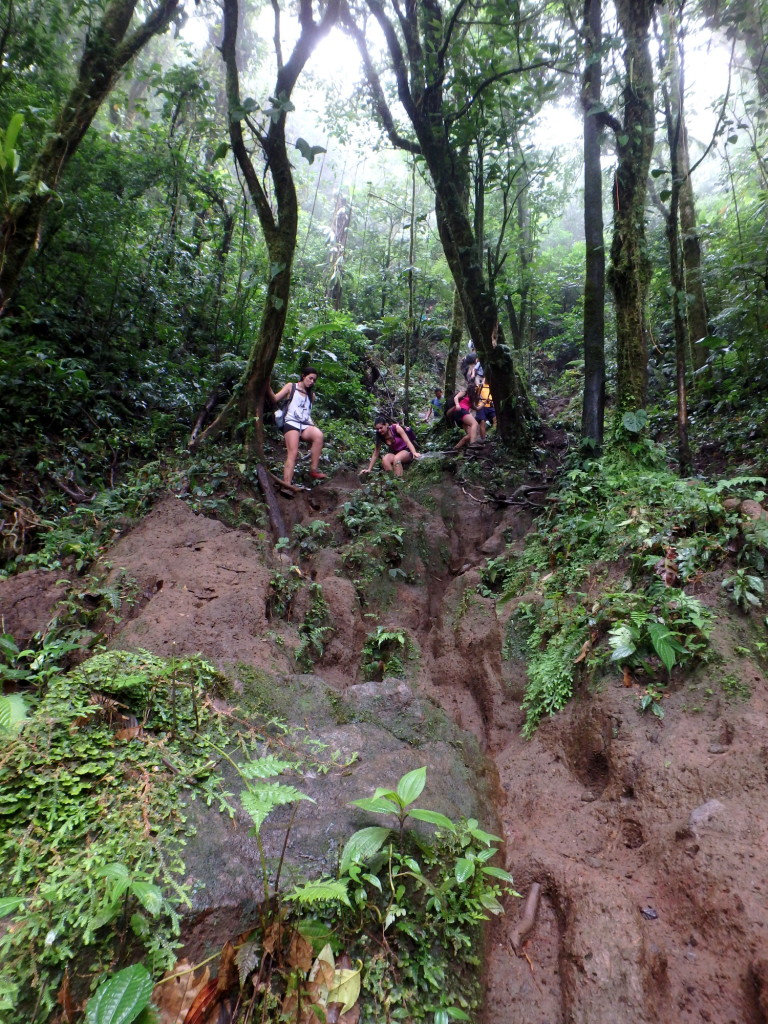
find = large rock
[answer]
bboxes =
[179,672,499,959]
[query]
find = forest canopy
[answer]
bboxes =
[0,0,766,545]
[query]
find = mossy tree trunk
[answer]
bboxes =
[581,0,608,449]
[608,0,656,414]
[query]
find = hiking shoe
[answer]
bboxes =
[309,470,327,480]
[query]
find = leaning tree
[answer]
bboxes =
[191,0,340,458]
[339,0,574,446]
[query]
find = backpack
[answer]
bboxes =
[273,382,312,429]
[399,423,417,446]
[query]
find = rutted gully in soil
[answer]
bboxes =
[2,458,768,1024]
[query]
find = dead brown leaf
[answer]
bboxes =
[182,979,220,1024]
[115,725,144,741]
[217,942,238,993]
[262,920,283,956]
[573,638,591,664]
[153,963,211,1024]
[56,969,76,1023]
[287,929,313,974]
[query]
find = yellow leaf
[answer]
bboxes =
[328,967,361,1014]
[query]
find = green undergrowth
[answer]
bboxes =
[480,445,767,735]
[0,646,371,1022]
[0,650,234,1019]
[86,766,512,1024]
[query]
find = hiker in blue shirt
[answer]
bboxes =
[426,387,443,422]
[361,416,421,478]
[268,367,327,486]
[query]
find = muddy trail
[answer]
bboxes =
[3,427,768,1024]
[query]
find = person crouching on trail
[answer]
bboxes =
[268,367,327,486]
[361,416,421,478]
[451,383,480,450]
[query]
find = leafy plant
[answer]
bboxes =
[637,684,665,719]
[296,582,333,670]
[722,568,764,611]
[85,964,155,1024]
[361,625,415,680]
[0,648,232,1022]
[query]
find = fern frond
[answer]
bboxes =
[284,879,350,907]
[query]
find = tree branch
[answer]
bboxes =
[341,3,421,154]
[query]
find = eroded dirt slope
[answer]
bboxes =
[2,460,767,1024]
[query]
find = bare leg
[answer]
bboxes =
[391,451,413,477]
[301,425,324,472]
[283,430,300,484]
[381,453,396,473]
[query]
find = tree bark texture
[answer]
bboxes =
[345,0,534,447]
[609,0,656,414]
[444,285,465,397]
[660,4,710,369]
[659,8,692,474]
[0,0,181,313]
[581,0,606,448]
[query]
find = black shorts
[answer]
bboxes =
[451,408,470,426]
[283,423,312,436]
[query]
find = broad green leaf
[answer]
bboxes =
[4,113,23,163]
[98,863,131,882]
[131,882,163,916]
[396,765,427,805]
[86,964,153,1024]
[350,795,400,815]
[340,826,391,873]
[481,865,514,882]
[622,409,647,433]
[0,897,24,917]
[407,808,455,830]
[0,694,28,734]
[446,1009,471,1021]
[478,891,504,914]
[468,827,501,845]
[647,622,682,672]
[454,858,475,883]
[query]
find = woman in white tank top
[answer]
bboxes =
[268,367,326,486]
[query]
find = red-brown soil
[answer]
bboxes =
[2,449,767,1024]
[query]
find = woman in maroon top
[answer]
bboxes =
[361,416,421,477]
[450,383,480,450]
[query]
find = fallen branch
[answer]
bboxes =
[256,464,288,540]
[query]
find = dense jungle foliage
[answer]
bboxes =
[1,0,768,1020]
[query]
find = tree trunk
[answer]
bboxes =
[0,0,181,313]
[444,286,465,398]
[659,7,692,474]
[581,0,606,449]
[192,0,340,456]
[345,0,535,448]
[660,4,710,369]
[609,0,656,414]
